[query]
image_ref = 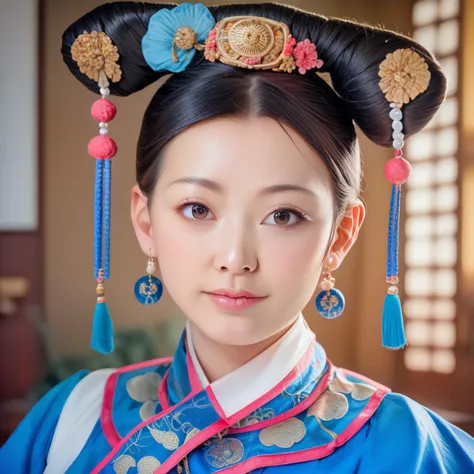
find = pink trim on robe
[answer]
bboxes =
[217,387,389,473]
[228,361,334,434]
[94,343,315,473]
[100,356,173,448]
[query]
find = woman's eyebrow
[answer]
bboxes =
[167,177,317,197]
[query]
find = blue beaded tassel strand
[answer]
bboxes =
[382,103,412,349]
[88,72,118,355]
[90,157,113,354]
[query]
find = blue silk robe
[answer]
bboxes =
[1,328,473,473]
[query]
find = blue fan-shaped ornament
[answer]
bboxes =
[134,275,163,305]
[142,3,216,73]
[315,287,345,319]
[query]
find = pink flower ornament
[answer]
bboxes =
[244,57,262,66]
[283,35,297,56]
[293,39,324,74]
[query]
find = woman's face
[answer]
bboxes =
[133,116,340,346]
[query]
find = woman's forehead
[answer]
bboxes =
[158,116,333,190]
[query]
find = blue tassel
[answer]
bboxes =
[382,293,407,349]
[90,300,114,354]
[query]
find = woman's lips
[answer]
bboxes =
[204,290,268,311]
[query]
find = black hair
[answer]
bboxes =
[62,2,447,223]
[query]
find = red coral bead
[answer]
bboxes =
[91,98,117,122]
[88,135,117,160]
[384,157,411,184]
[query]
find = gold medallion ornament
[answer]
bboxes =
[206,16,289,70]
[228,19,275,57]
[378,48,431,106]
[71,31,122,86]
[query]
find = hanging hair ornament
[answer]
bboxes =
[71,31,122,354]
[134,252,163,305]
[315,256,345,319]
[378,48,431,349]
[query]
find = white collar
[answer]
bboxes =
[185,314,314,417]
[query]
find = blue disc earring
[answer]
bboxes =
[134,253,163,305]
[315,257,345,319]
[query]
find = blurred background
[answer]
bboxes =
[1,0,473,443]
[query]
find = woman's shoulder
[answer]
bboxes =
[360,389,474,473]
[0,370,91,473]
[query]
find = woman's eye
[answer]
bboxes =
[181,203,214,220]
[264,209,305,226]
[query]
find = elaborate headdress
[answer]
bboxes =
[62,2,444,354]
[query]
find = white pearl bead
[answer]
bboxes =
[100,87,110,96]
[320,279,334,291]
[392,131,404,140]
[146,262,157,275]
[389,108,403,121]
[392,120,403,132]
[393,139,404,149]
[99,128,108,135]
[390,103,398,108]
[99,122,108,128]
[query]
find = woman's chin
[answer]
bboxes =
[192,311,272,347]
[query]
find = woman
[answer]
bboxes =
[1,2,473,473]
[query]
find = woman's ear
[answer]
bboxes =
[130,184,155,256]
[329,199,366,270]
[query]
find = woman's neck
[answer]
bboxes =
[188,320,298,383]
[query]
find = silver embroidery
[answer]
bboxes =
[205,438,245,468]
[308,391,349,421]
[126,372,161,403]
[329,370,377,401]
[113,455,136,474]
[184,427,200,442]
[149,427,180,450]
[259,418,306,448]
[137,456,161,473]
[231,407,276,428]
[139,400,158,421]
[352,383,377,401]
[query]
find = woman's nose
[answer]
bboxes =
[213,224,258,274]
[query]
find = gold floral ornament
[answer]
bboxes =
[378,48,431,106]
[71,31,122,87]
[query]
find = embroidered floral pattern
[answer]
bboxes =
[259,418,307,448]
[137,456,161,473]
[113,454,161,474]
[307,370,378,439]
[329,370,377,401]
[108,346,387,472]
[308,390,349,421]
[232,407,276,428]
[378,48,431,105]
[149,427,180,450]
[205,438,245,468]
[113,454,136,474]
[126,372,161,403]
